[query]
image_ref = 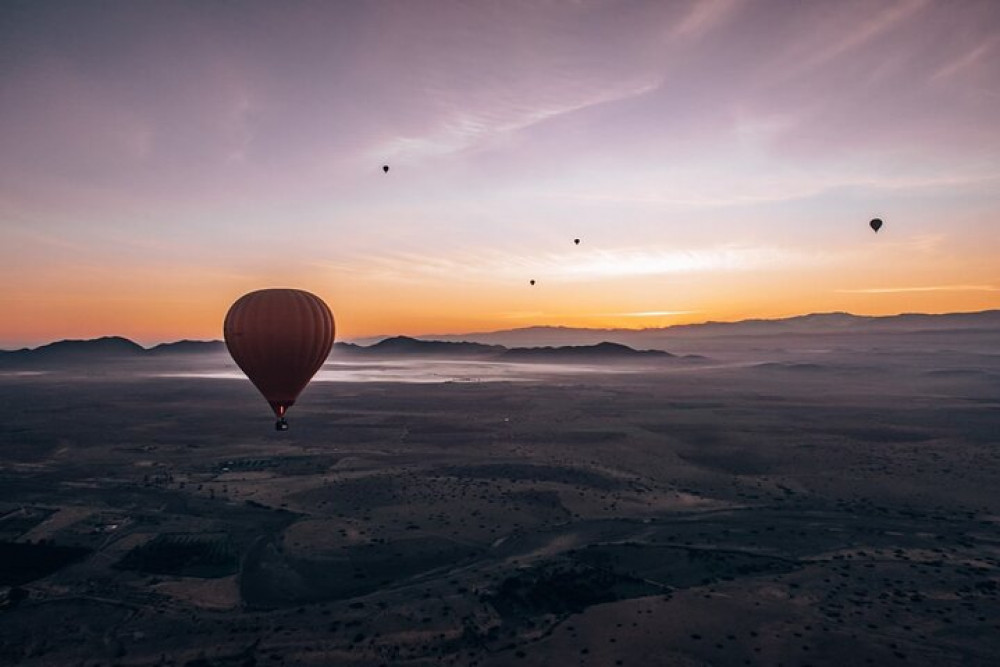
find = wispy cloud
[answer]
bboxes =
[930,36,998,82]
[550,166,1000,211]
[835,285,1000,294]
[495,310,699,321]
[769,0,929,83]
[372,79,660,162]
[669,0,742,39]
[335,244,816,284]
[614,310,701,317]
[552,247,799,279]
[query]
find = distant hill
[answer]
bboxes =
[417,309,1000,347]
[0,335,677,366]
[145,339,445,356]
[344,337,672,361]
[500,341,671,361]
[148,340,226,355]
[360,336,505,357]
[0,336,145,363]
[4,310,998,366]
[657,310,1000,337]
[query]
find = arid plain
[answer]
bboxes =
[1,319,999,666]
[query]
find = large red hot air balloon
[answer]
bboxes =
[224,289,335,430]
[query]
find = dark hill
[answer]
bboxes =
[419,309,1000,347]
[148,340,363,355]
[500,341,672,362]
[148,340,226,355]
[0,336,676,367]
[661,310,1000,337]
[364,336,504,357]
[1,336,145,362]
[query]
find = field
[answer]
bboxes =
[1,332,999,665]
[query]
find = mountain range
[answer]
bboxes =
[2,310,998,365]
[0,336,674,366]
[412,309,1000,347]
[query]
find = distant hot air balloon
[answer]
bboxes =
[870,218,883,233]
[382,165,389,173]
[224,289,335,431]
[529,279,536,286]
[574,238,580,245]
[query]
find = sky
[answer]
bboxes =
[2,0,999,347]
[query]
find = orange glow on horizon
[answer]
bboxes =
[4,257,998,348]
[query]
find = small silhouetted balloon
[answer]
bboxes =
[530,280,535,286]
[574,238,580,245]
[870,218,883,233]
[382,165,389,173]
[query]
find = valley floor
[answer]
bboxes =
[1,345,999,665]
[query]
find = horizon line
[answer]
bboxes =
[4,306,999,352]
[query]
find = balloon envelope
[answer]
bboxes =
[382,165,389,173]
[224,289,335,420]
[870,218,883,233]
[574,238,580,245]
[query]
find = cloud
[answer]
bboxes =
[371,79,660,162]
[774,0,929,81]
[495,310,700,321]
[835,285,1000,294]
[930,36,999,82]
[669,0,743,39]
[324,244,819,285]
[548,246,799,279]
[719,0,1000,160]
[614,310,701,317]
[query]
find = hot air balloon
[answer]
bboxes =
[574,238,580,245]
[224,289,335,431]
[870,218,883,233]
[382,165,389,173]
[529,279,536,286]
